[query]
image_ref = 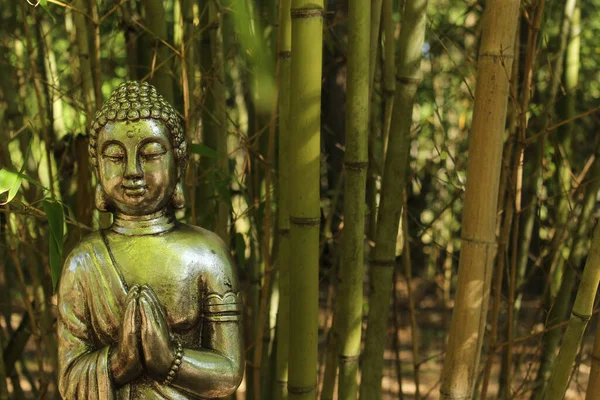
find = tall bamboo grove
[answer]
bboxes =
[335,0,370,398]
[360,0,428,397]
[439,0,520,398]
[288,1,324,399]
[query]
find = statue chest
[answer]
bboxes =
[109,244,204,331]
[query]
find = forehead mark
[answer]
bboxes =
[126,129,136,138]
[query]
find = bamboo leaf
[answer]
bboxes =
[190,143,221,158]
[0,169,23,205]
[42,199,64,291]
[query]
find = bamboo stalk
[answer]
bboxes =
[254,2,281,395]
[479,27,520,400]
[359,0,428,397]
[334,0,370,397]
[197,0,217,230]
[402,194,420,399]
[275,0,292,397]
[586,318,600,400]
[288,0,324,398]
[88,0,102,108]
[144,0,174,105]
[546,222,600,399]
[209,0,230,241]
[439,0,520,398]
[365,0,383,240]
[380,0,396,158]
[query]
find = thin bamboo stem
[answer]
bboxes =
[275,0,291,397]
[439,0,520,397]
[402,195,420,399]
[546,221,600,400]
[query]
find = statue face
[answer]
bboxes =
[97,119,177,216]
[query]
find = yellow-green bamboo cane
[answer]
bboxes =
[288,0,323,399]
[546,221,600,400]
[275,0,291,397]
[359,0,428,398]
[335,0,370,398]
[586,320,600,399]
[439,0,520,398]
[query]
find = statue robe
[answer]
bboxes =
[57,231,208,400]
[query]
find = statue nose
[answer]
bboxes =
[124,156,143,179]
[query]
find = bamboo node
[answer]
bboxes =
[288,384,316,394]
[439,389,471,400]
[290,216,320,227]
[338,354,360,364]
[571,310,591,322]
[460,236,497,246]
[344,161,369,171]
[290,8,324,19]
[279,51,292,60]
[478,51,515,60]
[371,259,395,268]
[396,75,421,85]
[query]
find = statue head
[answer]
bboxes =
[89,81,188,215]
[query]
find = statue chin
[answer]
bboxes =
[57,81,244,399]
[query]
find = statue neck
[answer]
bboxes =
[111,209,176,236]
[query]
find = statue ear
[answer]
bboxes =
[171,181,186,209]
[95,184,111,212]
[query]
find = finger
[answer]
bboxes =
[140,290,167,328]
[125,285,140,304]
[141,285,168,322]
[139,294,170,345]
[122,299,138,346]
[139,296,159,336]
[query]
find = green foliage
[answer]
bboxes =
[0,169,23,204]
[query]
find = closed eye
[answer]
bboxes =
[140,142,167,161]
[141,152,165,161]
[102,143,126,163]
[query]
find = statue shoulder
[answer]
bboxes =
[58,231,105,297]
[62,231,105,271]
[177,224,240,296]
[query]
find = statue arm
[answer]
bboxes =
[171,251,244,398]
[57,253,116,400]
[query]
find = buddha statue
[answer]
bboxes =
[57,81,244,399]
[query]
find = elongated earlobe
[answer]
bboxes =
[95,184,110,212]
[171,182,185,209]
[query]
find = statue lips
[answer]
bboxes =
[122,184,147,198]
